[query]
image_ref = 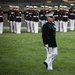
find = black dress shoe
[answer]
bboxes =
[43,62,48,69]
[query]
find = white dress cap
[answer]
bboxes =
[41,5,44,8]
[54,6,58,8]
[45,6,48,8]
[26,5,29,8]
[9,5,12,8]
[16,6,19,8]
[12,6,15,8]
[45,12,54,17]
[30,6,33,8]
[34,6,37,8]
[49,6,52,9]
[70,4,74,6]
[60,5,63,8]
[64,6,67,8]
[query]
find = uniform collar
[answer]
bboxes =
[48,21,53,23]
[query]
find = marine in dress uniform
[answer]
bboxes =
[39,6,46,27]
[0,6,4,34]
[53,6,59,32]
[42,12,58,70]
[8,5,16,33]
[59,5,63,32]
[74,7,75,27]
[24,5,30,32]
[44,6,49,23]
[15,6,22,34]
[48,6,53,13]
[33,6,39,33]
[29,6,34,33]
[62,6,69,32]
[69,4,75,31]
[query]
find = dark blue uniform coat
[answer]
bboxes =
[42,22,57,47]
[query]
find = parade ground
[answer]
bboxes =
[0,28,75,75]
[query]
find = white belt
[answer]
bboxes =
[16,16,21,18]
[54,15,58,17]
[70,14,74,15]
[40,15,43,16]
[0,16,3,17]
[33,16,38,17]
[26,15,28,16]
[74,10,75,11]
[11,12,14,14]
[29,13,32,14]
[63,16,68,17]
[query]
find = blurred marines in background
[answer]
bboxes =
[62,6,69,32]
[33,6,39,33]
[0,6,4,34]
[8,5,16,33]
[39,5,46,27]
[0,3,75,34]
[23,5,30,32]
[15,6,22,34]
[59,5,64,32]
[53,6,59,32]
[69,4,75,31]
[28,6,34,33]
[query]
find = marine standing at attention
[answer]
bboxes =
[42,12,58,70]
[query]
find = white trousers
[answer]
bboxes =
[16,22,22,34]
[63,21,68,32]
[0,22,3,34]
[41,20,46,27]
[45,47,58,70]
[30,21,34,33]
[55,21,59,31]
[59,21,63,32]
[33,22,39,33]
[26,20,30,32]
[70,19,74,30]
[10,21,16,33]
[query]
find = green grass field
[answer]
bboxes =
[0,29,75,75]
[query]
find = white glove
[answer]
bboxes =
[45,44,48,47]
[25,20,26,22]
[8,20,9,23]
[39,20,41,22]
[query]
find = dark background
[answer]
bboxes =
[0,0,63,3]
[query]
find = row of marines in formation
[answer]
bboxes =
[0,3,75,34]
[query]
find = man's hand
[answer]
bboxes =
[45,44,48,47]
[8,20,9,23]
